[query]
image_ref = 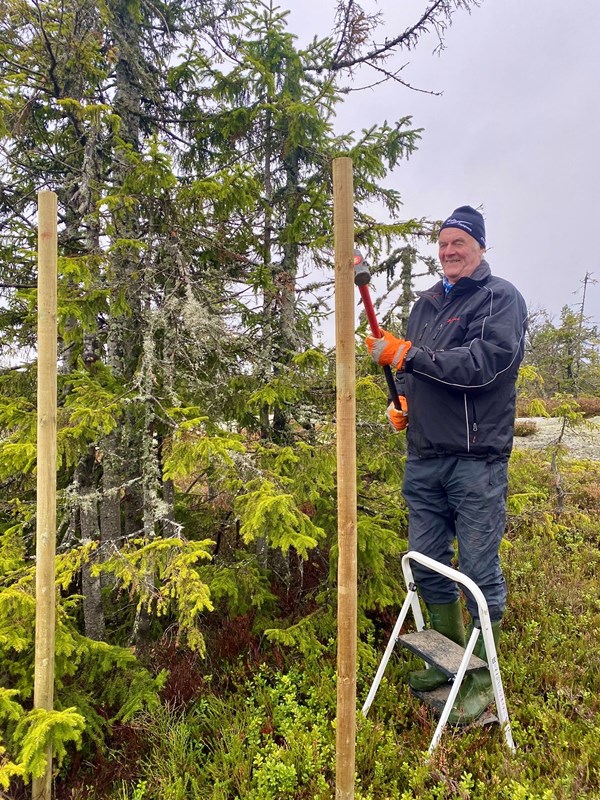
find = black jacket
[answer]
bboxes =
[395,259,528,461]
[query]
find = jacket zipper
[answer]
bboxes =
[467,397,478,450]
[432,322,445,341]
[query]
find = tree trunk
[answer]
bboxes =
[99,432,122,548]
[77,448,106,641]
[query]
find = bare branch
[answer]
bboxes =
[341,61,443,95]
[330,0,479,72]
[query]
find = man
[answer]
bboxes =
[366,205,527,724]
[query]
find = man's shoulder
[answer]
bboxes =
[413,281,444,307]
[480,272,526,305]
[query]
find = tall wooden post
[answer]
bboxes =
[333,157,357,799]
[32,191,58,800]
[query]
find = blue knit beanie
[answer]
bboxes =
[440,205,486,248]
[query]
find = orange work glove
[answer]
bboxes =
[386,396,408,431]
[366,329,412,371]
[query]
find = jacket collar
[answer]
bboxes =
[418,259,491,306]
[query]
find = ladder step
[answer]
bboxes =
[399,629,487,677]
[412,684,499,727]
[412,683,454,713]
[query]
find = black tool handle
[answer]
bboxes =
[383,365,402,410]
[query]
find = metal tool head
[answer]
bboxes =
[353,248,371,286]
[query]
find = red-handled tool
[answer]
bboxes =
[354,249,403,411]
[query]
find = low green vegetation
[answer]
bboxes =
[129,452,597,800]
[109,450,600,799]
[4,445,596,799]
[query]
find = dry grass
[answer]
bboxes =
[514,419,538,437]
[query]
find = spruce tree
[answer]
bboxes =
[0,0,485,779]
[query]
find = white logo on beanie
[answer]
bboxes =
[444,218,473,233]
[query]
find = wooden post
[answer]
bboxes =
[333,157,357,800]
[32,191,58,800]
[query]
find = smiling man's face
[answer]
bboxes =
[438,228,484,284]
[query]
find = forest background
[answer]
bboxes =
[0,1,599,798]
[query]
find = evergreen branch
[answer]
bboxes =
[0,362,34,374]
[0,55,48,83]
[30,0,62,98]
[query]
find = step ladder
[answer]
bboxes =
[362,550,515,754]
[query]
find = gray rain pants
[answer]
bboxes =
[402,454,508,622]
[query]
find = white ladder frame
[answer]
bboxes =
[362,550,516,753]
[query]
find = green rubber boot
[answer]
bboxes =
[447,620,501,725]
[408,600,466,692]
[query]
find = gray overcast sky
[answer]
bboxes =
[287,0,600,329]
